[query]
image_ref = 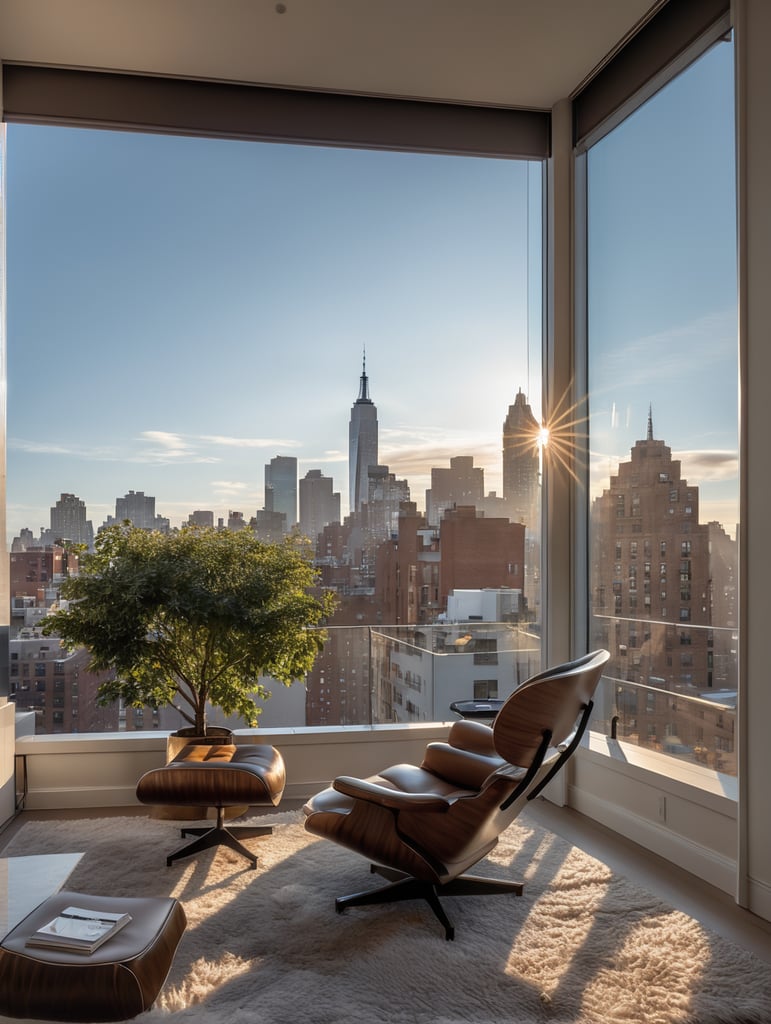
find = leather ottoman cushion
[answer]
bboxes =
[136,743,286,808]
[0,891,186,1022]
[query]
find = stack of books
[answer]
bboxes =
[25,905,132,955]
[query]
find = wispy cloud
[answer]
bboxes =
[380,426,500,480]
[9,439,118,459]
[298,450,347,466]
[211,480,249,492]
[9,429,303,466]
[132,431,220,464]
[674,449,738,482]
[199,435,302,449]
[209,481,264,508]
[591,309,736,402]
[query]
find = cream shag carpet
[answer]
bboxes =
[4,810,771,1024]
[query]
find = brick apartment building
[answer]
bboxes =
[590,416,738,770]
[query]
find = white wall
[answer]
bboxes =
[14,723,451,810]
[572,737,738,896]
[0,700,15,825]
[737,0,771,922]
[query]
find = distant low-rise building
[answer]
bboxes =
[188,510,214,528]
[102,490,169,532]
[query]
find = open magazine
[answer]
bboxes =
[26,906,132,955]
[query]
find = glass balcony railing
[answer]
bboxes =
[305,622,541,728]
[592,674,736,776]
[590,614,737,776]
[12,617,737,779]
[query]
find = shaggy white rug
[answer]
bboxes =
[4,810,771,1024]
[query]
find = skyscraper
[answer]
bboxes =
[502,389,540,528]
[348,352,378,515]
[299,469,340,543]
[265,455,298,530]
[49,492,94,549]
[590,411,713,694]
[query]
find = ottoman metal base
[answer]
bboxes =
[169,806,274,867]
[136,743,286,869]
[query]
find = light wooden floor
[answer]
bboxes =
[3,799,771,964]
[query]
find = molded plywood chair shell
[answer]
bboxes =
[303,649,610,938]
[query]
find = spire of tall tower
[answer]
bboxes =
[647,405,654,441]
[357,348,371,403]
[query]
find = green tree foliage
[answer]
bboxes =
[42,523,336,734]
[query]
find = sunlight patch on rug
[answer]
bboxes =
[4,811,771,1024]
[158,952,256,1013]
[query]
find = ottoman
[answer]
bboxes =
[136,742,286,868]
[0,890,186,1022]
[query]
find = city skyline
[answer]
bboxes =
[5,43,738,544]
[10,395,736,548]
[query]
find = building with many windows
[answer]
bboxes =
[9,631,122,734]
[591,414,715,692]
[47,493,94,550]
[9,546,74,634]
[375,506,525,626]
[590,414,738,768]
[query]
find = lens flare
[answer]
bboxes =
[537,383,588,486]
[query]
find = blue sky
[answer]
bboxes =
[6,127,540,538]
[587,37,738,534]
[5,36,737,541]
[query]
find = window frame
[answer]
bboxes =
[0,69,549,710]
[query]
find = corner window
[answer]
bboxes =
[586,37,738,783]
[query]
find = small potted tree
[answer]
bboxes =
[43,523,336,749]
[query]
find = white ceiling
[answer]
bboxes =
[0,0,662,110]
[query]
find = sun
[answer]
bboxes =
[538,384,588,486]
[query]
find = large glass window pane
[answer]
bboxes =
[6,127,543,732]
[587,39,738,779]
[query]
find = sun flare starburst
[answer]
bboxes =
[523,384,589,486]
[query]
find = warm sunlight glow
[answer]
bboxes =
[501,383,587,488]
[539,383,589,486]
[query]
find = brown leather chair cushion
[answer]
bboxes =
[0,891,186,1022]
